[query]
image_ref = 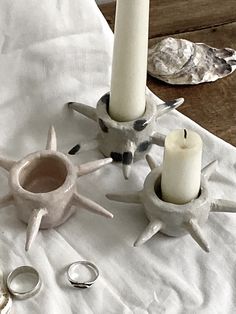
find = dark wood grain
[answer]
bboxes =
[98,2,236,146]
[149,22,236,49]
[99,0,236,38]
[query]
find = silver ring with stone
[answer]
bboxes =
[6,266,41,299]
[67,261,99,289]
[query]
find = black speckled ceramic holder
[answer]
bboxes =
[107,156,236,253]
[68,92,184,179]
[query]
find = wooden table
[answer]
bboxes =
[98,1,236,146]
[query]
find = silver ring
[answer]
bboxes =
[6,266,41,300]
[67,261,99,289]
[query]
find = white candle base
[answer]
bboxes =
[106,156,236,253]
[68,92,184,179]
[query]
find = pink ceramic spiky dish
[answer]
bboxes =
[0,126,113,251]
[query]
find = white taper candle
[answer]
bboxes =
[161,129,203,204]
[109,0,149,122]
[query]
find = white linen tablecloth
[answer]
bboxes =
[0,0,236,313]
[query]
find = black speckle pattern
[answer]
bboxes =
[69,280,92,289]
[98,119,108,133]
[214,48,235,58]
[68,144,80,155]
[137,141,151,152]
[133,119,148,131]
[229,60,236,66]
[122,152,133,165]
[101,94,110,112]
[164,100,177,108]
[110,152,123,162]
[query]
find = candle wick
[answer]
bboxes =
[184,129,187,139]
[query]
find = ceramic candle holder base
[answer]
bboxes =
[0,126,113,251]
[107,155,236,252]
[68,92,184,179]
[0,280,12,314]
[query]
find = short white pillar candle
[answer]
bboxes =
[161,129,203,204]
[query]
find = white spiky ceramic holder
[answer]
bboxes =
[0,126,113,252]
[107,155,236,252]
[68,92,184,179]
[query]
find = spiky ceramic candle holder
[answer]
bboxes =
[68,92,184,179]
[0,126,113,251]
[107,155,236,253]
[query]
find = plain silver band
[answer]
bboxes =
[6,266,41,300]
[67,261,99,289]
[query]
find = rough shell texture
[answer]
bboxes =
[148,37,236,85]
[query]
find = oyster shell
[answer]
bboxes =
[148,37,236,85]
